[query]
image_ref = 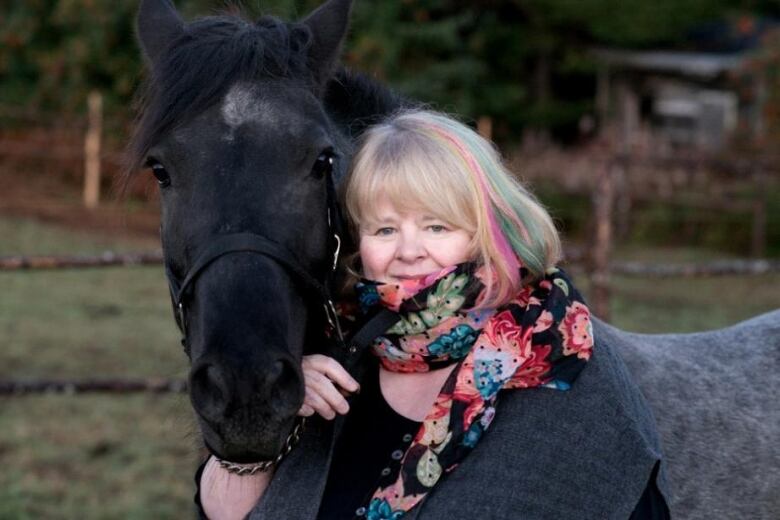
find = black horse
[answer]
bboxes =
[128,0,401,463]
[130,1,780,517]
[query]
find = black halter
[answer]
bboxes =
[162,161,346,355]
[159,162,398,474]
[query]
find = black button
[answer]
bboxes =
[355,506,367,516]
[380,467,391,476]
[402,433,413,442]
[391,449,404,460]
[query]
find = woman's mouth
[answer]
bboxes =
[393,274,431,280]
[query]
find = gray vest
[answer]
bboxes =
[250,321,667,519]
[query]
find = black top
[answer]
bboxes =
[194,361,670,519]
[315,364,669,520]
[317,359,420,519]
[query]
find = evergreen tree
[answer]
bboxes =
[1,0,777,139]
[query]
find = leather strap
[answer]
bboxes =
[170,232,330,305]
[349,308,400,352]
[163,164,346,354]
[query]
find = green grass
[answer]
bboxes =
[583,271,780,333]
[0,217,158,256]
[0,394,200,519]
[584,244,780,333]
[1,217,197,519]
[0,216,778,518]
[1,267,182,379]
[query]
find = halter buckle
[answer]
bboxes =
[332,233,341,271]
[177,302,187,337]
[323,299,345,346]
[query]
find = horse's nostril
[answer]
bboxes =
[190,361,231,422]
[268,360,284,381]
[268,359,297,388]
[267,358,304,413]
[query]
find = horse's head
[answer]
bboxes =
[129,0,353,463]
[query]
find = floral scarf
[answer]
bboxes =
[353,263,594,519]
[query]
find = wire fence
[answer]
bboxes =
[0,378,187,396]
[2,247,778,395]
[2,250,778,277]
[2,102,779,395]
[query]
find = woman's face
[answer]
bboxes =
[358,193,473,283]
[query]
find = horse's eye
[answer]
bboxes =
[147,160,171,188]
[311,149,335,179]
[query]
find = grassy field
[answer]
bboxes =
[1,215,778,518]
[1,217,198,519]
[575,244,780,333]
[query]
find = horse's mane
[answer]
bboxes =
[123,13,315,187]
[325,67,412,139]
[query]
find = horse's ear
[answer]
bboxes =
[136,0,185,67]
[302,0,353,89]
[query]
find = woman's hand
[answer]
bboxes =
[298,354,359,420]
[200,455,272,520]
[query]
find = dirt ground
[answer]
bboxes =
[0,160,161,243]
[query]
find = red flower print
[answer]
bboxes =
[509,286,533,307]
[429,392,452,420]
[533,310,554,333]
[452,355,483,426]
[453,356,481,400]
[373,338,430,372]
[378,266,457,311]
[460,396,485,428]
[505,344,552,388]
[558,301,594,360]
[483,310,522,348]
[380,356,430,373]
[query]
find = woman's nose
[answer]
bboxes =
[396,229,425,261]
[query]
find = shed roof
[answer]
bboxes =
[593,49,748,80]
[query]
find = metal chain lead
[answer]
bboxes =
[215,418,306,476]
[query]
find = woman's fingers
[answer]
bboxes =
[305,370,350,415]
[298,403,315,417]
[303,384,338,420]
[303,354,360,393]
[299,355,359,420]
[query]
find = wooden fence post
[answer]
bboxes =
[83,91,103,209]
[751,168,767,258]
[590,158,614,320]
[477,116,493,140]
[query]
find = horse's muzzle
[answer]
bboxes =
[188,351,304,461]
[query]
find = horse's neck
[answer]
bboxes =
[324,67,410,139]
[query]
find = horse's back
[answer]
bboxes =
[597,310,780,519]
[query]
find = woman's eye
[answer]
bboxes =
[428,224,447,233]
[146,159,171,188]
[376,227,395,236]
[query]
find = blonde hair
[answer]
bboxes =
[345,110,561,307]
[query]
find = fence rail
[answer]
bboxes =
[0,251,164,270]
[3,251,778,277]
[0,378,186,395]
[4,256,778,395]
[608,259,780,277]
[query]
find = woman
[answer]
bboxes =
[197,110,669,519]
